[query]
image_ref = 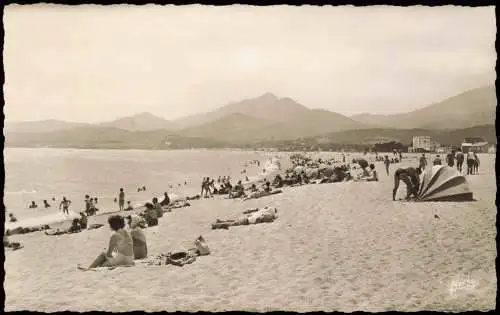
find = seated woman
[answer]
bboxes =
[357,164,378,182]
[127,215,148,259]
[143,203,158,227]
[79,215,134,270]
[229,180,245,199]
[152,197,164,218]
[160,192,170,207]
[79,212,88,229]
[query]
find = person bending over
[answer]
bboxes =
[393,167,422,201]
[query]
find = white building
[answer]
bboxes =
[412,136,436,152]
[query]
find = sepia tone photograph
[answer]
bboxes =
[2,4,497,312]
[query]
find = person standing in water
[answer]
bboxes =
[384,155,391,175]
[59,197,71,215]
[419,153,427,171]
[118,188,125,211]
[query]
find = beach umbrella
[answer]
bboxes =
[417,165,473,201]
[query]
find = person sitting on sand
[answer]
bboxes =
[393,167,422,201]
[264,181,272,192]
[273,174,284,188]
[229,180,245,199]
[160,192,170,207]
[8,213,17,222]
[29,201,38,209]
[80,212,88,229]
[357,164,378,182]
[152,197,164,218]
[433,155,442,166]
[79,215,134,270]
[43,200,51,208]
[127,215,148,259]
[143,203,158,227]
[68,218,82,234]
[125,201,134,211]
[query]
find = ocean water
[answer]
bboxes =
[3,148,285,228]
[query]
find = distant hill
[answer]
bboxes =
[99,112,176,131]
[170,93,311,129]
[310,124,496,146]
[4,120,91,133]
[351,85,496,129]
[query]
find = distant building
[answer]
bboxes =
[461,137,489,153]
[411,136,438,152]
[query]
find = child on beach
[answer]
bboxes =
[59,197,71,215]
[119,188,125,211]
[79,215,134,270]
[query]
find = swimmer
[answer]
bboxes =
[59,197,71,215]
[29,201,38,209]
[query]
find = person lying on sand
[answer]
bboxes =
[186,194,201,201]
[45,219,82,235]
[4,236,23,251]
[78,215,135,270]
[212,207,278,230]
[242,187,282,201]
[393,167,422,201]
[127,214,148,259]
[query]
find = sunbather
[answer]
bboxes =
[212,207,278,229]
[79,215,134,270]
[127,215,148,259]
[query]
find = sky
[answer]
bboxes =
[3,4,496,123]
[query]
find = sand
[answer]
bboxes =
[4,154,496,312]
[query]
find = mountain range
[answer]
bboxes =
[4,85,496,147]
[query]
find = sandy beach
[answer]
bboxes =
[4,153,496,312]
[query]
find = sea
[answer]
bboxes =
[3,148,289,229]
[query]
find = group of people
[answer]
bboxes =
[79,214,148,270]
[417,149,480,175]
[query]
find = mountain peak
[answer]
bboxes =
[256,92,278,101]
